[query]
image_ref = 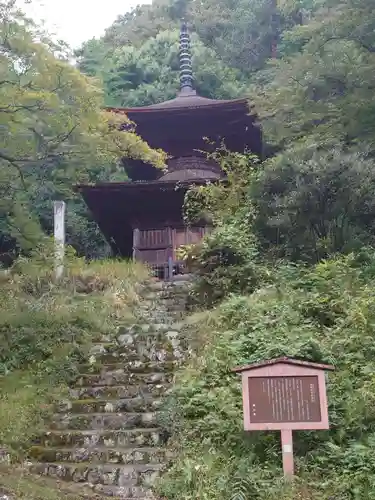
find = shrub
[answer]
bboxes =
[157,251,375,500]
[190,221,270,306]
[252,147,375,263]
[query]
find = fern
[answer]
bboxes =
[230,475,256,500]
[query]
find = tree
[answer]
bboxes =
[76,0,311,105]
[191,0,282,72]
[0,1,165,261]
[254,0,375,150]
[103,0,174,49]
[103,29,246,107]
[252,146,375,262]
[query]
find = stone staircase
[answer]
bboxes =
[29,278,191,498]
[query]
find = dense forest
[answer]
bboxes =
[2,0,375,498]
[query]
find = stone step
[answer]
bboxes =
[38,428,167,448]
[69,383,167,400]
[90,325,174,344]
[88,342,179,363]
[123,323,177,334]
[74,371,172,388]
[93,483,155,498]
[88,353,166,365]
[78,360,175,375]
[141,294,187,305]
[137,298,187,308]
[30,461,164,489]
[50,412,159,431]
[29,445,169,465]
[56,398,163,414]
[144,279,192,292]
[135,313,185,324]
[118,331,180,344]
[89,340,170,354]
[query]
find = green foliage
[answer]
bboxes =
[190,0,283,72]
[254,0,375,150]
[91,30,245,108]
[245,0,375,262]
[191,222,268,306]
[102,0,174,49]
[80,0,307,84]
[157,251,375,499]
[252,146,375,262]
[3,0,375,496]
[183,151,266,306]
[0,247,149,456]
[0,1,166,260]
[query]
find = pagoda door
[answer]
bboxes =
[133,227,173,266]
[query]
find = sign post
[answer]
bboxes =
[281,428,293,477]
[232,357,334,478]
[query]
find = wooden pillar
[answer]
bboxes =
[281,429,294,478]
[133,228,140,261]
[167,226,174,280]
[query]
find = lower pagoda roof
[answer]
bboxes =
[76,180,211,257]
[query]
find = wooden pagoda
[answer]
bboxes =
[77,22,262,277]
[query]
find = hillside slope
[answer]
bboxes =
[156,252,375,499]
[0,250,150,496]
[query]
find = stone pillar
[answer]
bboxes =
[54,201,65,281]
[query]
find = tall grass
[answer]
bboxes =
[0,247,150,460]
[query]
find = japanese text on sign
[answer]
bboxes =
[248,376,321,424]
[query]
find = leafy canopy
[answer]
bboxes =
[0,1,165,257]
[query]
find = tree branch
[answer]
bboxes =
[0,150,27,190]
[0,103,44,113]
[317,36,375,54]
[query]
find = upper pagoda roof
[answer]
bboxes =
[106,91,250,115]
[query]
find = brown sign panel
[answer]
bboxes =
[248,376,321,424]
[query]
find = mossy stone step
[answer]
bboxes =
[78,360,175,375]
[119,323,177,334]
[93,482,155,498]
[57,398,163,414]
[143,279,192,293]
[69,383,167,400]
[88,342,178,363]
[141,294,186,305]
[29,445,169,465]
[38,428,166,448]
[74,371,172,388]
[89,325,176,344]
[114,328,176,341]
[30,461,164,488]
[103,331,180,346]
[50,412,159,431]
[27,278,190,498]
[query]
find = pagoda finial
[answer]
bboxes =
[179,19,195,94]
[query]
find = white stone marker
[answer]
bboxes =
[53,201,66,281]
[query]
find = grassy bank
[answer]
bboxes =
[157,251,375,500]
[0,464,109,499]
[0,248,149,464]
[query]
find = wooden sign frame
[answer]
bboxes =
[233,357,334,477]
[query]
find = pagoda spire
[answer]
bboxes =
[179,19,196,95]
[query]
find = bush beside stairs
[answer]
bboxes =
[28,277,192,499]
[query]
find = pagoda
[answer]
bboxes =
[77,22,262,276]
